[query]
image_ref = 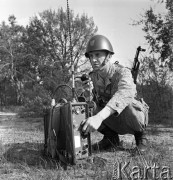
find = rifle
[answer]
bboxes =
[131,46,146,84]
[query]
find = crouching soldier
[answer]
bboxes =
[80,34,149,152]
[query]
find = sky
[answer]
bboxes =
[0,0,166,67]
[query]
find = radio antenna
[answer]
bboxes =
[67,0,76,102]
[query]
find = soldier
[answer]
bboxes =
[80,34,149,152]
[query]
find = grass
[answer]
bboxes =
[0,113,173,179]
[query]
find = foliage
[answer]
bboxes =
[135,0,173,69]
[135,0,173,122]
[25,8,97,98]
[19,84,51,117]
[0,9,97,116]
[0,15,28,105]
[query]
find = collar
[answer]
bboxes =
[94,61,115,88]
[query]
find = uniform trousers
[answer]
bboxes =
[96,99,149,135]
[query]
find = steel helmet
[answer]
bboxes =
[85,35,114,58]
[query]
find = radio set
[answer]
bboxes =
[44,98,92,165]
[43,73,93,165]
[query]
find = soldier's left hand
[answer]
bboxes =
[80,115,104,134]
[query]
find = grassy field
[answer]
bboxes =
[0,113,173,180]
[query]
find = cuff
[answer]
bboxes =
[96,105,116,121]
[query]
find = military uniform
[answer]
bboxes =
[89,62,149,135]
[82,34,149,151]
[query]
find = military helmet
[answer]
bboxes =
[85,34,114,58]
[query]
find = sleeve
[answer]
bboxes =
[83,90,94,102]
[106,67,136,115]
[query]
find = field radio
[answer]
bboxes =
[43,83,92,165]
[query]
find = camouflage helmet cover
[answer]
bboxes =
[85,34,114,58]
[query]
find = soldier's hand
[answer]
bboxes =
[80,115,104,134]
[82,78,93,92]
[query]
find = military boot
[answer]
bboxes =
[92,125,120,151]
[134,131,148,152]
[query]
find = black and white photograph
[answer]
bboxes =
[0,0,172,179]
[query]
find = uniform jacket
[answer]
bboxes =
[89,62,137,115]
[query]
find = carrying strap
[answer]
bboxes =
[56,150,68,165]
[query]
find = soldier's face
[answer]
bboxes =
[89,51,107,70]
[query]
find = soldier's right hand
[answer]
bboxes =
[82,79,93,92]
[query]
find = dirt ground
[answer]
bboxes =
[0,112,173,179]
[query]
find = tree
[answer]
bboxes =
[0,15,27,105]
[134,0,173,122]
[0,8,97,115]
[137,0,173,69]
[25,8,97,99]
